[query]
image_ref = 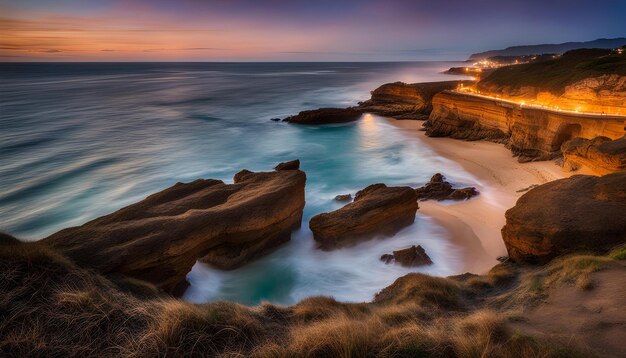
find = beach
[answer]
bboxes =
[387,118,595,273]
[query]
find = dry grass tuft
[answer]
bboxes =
[374,273,466,310]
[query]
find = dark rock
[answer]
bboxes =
[284,107,362,124]
[270,117,281,122]
[310,184,418,249]
[44,164,307,294]
[502,172,626,264]
[274,159,300,171]
[334,194,352,202]
[447,272,479,281]
[415,173,479,201]
[380,245,433,267]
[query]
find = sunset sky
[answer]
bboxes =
[1,0,625,61]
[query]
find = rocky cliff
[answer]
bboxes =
[357,81,471,119]
[44,163,306,294]
[478,74,626,116]
[426,91,625,162]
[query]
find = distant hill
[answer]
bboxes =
[469,38,626,61]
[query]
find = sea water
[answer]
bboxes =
[0,62,477,305]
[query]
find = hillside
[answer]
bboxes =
[469,37,626,61]
[477,48,626,94]
[2,231,625,357]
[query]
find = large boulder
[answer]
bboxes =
[502,172,626,263]
[562,136,626,175]
[415,173,479,201]
[284,107,362,124]
[44,164,306,294]
[309,184,418,248]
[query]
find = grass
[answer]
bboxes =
[608,244,626,260]
[478,48,626,94]
[0,232,616,357]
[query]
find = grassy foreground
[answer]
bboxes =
[1,232,623,357]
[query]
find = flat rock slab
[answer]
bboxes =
[284,107,362,124]
[502,172,626,263]
[44,164,306,294]
[310,183,418,249]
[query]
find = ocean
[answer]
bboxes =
[0,61,478,305]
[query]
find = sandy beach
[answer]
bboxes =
[386,118,595,274]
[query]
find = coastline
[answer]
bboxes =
[385,117,596,274]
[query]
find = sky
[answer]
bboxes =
[1,0,625,62]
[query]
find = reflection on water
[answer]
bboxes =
[1,61,478,305]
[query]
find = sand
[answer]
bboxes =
[386,118,595,274]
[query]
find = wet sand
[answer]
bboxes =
[387,118,595,274]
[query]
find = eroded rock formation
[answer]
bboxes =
[44,163,306,294]
[284,107,362,124]
[358,81,471,119]
[426,91,625,162]
[501,172,626,263]
[309,184,418,249]
[562,136,626,175]
[414,173,479,201]
[380,245,432,267]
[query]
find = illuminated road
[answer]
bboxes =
[449,90,626,119]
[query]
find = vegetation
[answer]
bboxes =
[478,48,626,94]
[2,233,621,357]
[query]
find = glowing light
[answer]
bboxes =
[450,89,625,117]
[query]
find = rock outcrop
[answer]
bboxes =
[414,173,479,201]
[443,67,491,79]
[426,91,625,162]
[284,107,362,124]
[501,172,626,263]
[334,194,352,202]
[309,184,418,249]
[358,81,471,119]
[380,245,432,267]
[562,136,626,175]
[274,159,301,171]
[44,163,306,294]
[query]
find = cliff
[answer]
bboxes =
[426,91,625,162]
[43,163,306,294]
[357,80,472,119]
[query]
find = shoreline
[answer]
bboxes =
[385,117,595,274]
